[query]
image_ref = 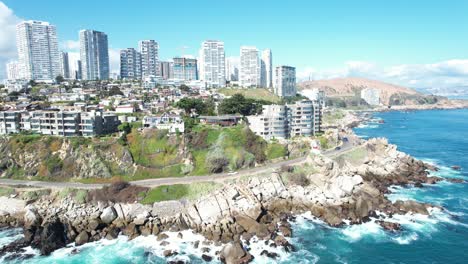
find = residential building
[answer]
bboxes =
[6,61,21,80]
[287,100,313,137]
[120,48,142,79]
[0,111,23,134]
[74,60,82,80]
[80,111,120,137]
[79,29,110,80]
[16,20,61,81]
[260,49,273,88]
[275,66,296,97]
[4,80,29,93]
[142,112,184,133]
[160,61,173,80]
[240,46,260,87]
[199,40,226,88]
[247,100,323,140]
[139,40,159,77]
[173,57,198,81]
[247,105,288,140]
[361,88,380,105]
[1,110,120,137]
[199,115,242,127]
[225,57,240,82]
[60,52,70,79]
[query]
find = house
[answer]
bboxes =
[143,112,184,133]
[199,115,243,127]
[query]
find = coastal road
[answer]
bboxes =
[0,138,361,190]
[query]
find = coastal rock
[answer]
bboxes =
[39,218,67,255]
[100,206,117,224]
[393,200,429,215]
[220,241,253,264]
[23,206,41,227]
[378,221,401,231]
[75,231,89,246]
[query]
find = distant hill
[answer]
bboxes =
[298,77,422,105]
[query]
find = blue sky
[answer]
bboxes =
[1,0,468,88]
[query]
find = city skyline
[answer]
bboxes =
[1,1,468,88]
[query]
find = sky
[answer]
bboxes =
[1,0,468,89]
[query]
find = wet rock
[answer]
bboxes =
[39,218,67,255]
[201,254,213,262]
[260,250,279,259]
[377,221,401,232]
[157,233,169,241]
[220,241,253,264]
[160,241,170,246]
[75,231,89,246]
[163,249,178,257]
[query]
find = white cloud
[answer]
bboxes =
[61,40,80,51]
[299,59,468,89]
[0,1,22,79]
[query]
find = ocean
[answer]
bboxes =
[1,109,467,263]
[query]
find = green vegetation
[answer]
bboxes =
[218,94,272,116]
[280,163,317,187]
[20,189,51,202]
[219,88,281,103]
[0,186,15,197]
[140,182,221,204]
[334,146,367,165]
[266,143,288,160]
[317,135,330,150]
[58,188,88,204]
[175,97,215,115]
[323,110,345,125]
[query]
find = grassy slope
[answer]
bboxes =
[219,88,281,103]
[140,182,221,204]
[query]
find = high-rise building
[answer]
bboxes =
[74,60,82,80]
[275,66,296,97]
[120,48,142,80]
[60,52,70,79]
[160,61,173,80]
[173,57,197,81]
[139,40,159,77]
[6,61,21,80]
[79,30,109,80]
[198,40,226,88]
[239,46,260,87]
[225,57,240,82]
[16,20,60,81]
[260,49,273,88]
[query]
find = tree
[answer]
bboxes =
[179,84,190,92]
[55,75,65,84]
[176,98,215,115]
[28,80,37,87]
[218,93,270,116]
[118,122,132,134]
[109,86,124,96]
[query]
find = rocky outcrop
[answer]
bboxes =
[0,137,459,261]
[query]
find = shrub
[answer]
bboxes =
[288,172,310,187]
[205,146,229,173]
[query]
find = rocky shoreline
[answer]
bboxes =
[0,125,466,263]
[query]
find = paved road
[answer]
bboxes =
[0,137,361,190]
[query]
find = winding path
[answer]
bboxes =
[0,138,360,190]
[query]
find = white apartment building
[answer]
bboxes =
[287,100,313,137]
[6,61,21,80]
[0,111,23,135]
[261,49,273,88]
[361,88,381,105]
[275,66,296,97]
[139,40,159,78]
[247,105,288,140]
[225,56,240,82]
[80,30,110,80]
[120,48,142,79]
[0,110,120,137]
[16,21,61,81]
[248,100,323,140]
[240,46,260,87]
[199,40,226,88]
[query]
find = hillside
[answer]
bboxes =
[0,125,302,182]
[298,77,424,105]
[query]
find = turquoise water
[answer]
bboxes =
[1,109,467,263]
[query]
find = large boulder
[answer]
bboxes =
[23,205,41,227]
[100,206,117,224]
[235,215,269,238]
[39,218,67,255]
[220,241,253,264]
[75,231,89,246]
